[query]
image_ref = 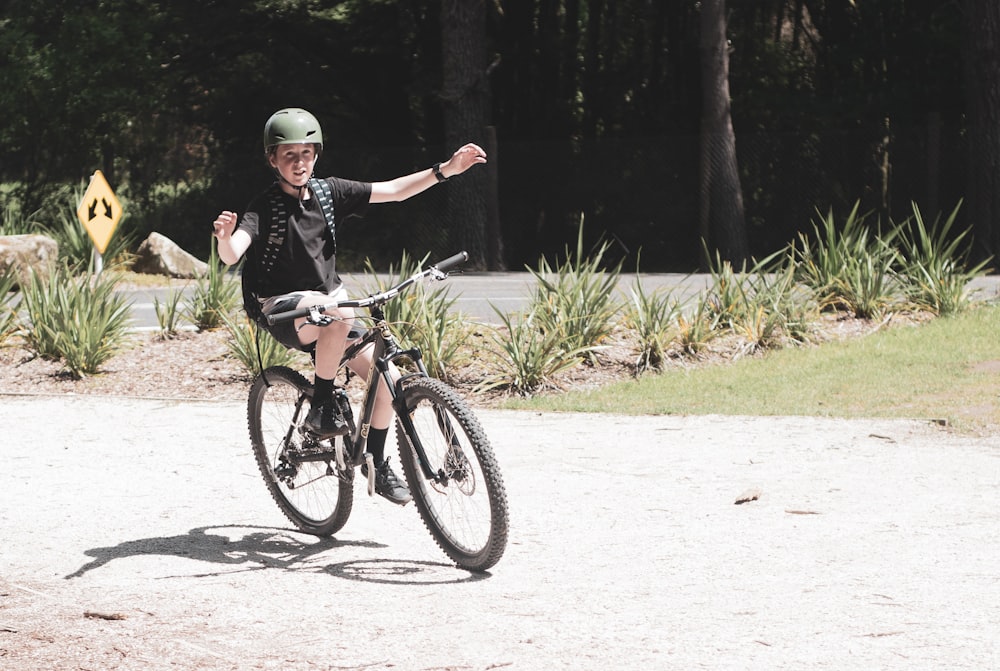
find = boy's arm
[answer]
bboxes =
[369,143,487,204]
[212,210,252,265]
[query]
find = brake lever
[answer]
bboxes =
[306,305,336,326]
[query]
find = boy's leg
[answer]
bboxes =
[348,347,411,505]
[288,293,353,438]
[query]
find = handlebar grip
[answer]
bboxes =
[266,306,313,325]
[434,251,469,273]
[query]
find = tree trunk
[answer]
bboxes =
[440,0,495,269]
[698,0,749,267]
[962,0,1000,263]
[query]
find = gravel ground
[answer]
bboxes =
[1,394,998,670]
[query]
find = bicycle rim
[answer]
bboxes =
[396,377,508,571]
[247,366,353,536]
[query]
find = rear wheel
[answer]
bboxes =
[395,377,508,571]
[247,366,353,536]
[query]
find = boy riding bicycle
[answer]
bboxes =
[212,107,486,505]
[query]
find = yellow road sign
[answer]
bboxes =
[76,170,123,254]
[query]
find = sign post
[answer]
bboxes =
[76,170,123,274]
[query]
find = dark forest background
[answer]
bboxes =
[2,0,999,272]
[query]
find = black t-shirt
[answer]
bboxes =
[238,177,371,298]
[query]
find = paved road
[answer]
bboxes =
[123,271,713,331]
[124,271,1000,332]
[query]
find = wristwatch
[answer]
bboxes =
[432,162,449,183]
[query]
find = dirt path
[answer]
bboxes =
[1,395,997,670]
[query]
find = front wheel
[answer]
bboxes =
[248,366,354,536]
[395,377,508,571]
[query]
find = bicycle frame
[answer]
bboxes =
[266,251,469,482]
[338,302,432,472]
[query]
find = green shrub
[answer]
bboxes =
[751,257,817,345]
[362,251,469,380]
[794,202,901,318]
[896,201,991,316]
[676,295,720,355]
[222,314,302,376]
[184,239,241,330]
[0,198,42,236]
[527,225,622,363]
[18,264,132,378]
[476,308,591,395]
[707,251,816,353]
[154,287,187,339]
[623,276,683,373]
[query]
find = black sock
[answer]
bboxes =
[367,427,389,464]
[313,375,335,407]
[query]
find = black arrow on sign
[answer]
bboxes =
[88,199,98,221]
[102,198,112,219]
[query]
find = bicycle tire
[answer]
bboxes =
[247,366,354,536]
[395,376,508,571]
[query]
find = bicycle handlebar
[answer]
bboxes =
[265,251,469,326]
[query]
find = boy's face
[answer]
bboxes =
[269,143,318,187]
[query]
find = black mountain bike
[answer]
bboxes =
[246,252,508,572]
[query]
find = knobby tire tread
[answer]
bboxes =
[247,366,353,536]
[395,376,508,572]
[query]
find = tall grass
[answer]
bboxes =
[623,275,683,373]
[896,201,991,315]
[222,314,303,376]
[18,264,133,378]
[794,202,901,318]
[362,251,469,380]
[0,200,42,236]
[184,239,241,330]
[476,308,591,395]
[527,226,622,363]
[153,287,186,338]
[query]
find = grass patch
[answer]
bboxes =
[503,304,1000,434]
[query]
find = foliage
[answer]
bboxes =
[18,264,133,378]
[184,240,241,330]
[504,304,1000,434]
[895,201,991,316]
[222,314,302,377]
[361,251,469,381]
[675,296,720,356]
[623,275,683,374]
[0,267,20,347]
[153,287,187,339]
[1,1,980,272]
[476,308,591,396]
[707,249,815,353]
[794,203,901,319]
[0,197,42,236]
[527,225,622,364]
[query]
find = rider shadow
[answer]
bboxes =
[64,526,489,584]
[64,524,382,580]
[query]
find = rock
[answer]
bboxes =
[0,234,59,286]
[133,232,208,279]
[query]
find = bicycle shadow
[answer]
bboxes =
[63,524,381,580]
[64,525,488,584]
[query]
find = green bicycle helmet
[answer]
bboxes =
[263,108,323,153]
